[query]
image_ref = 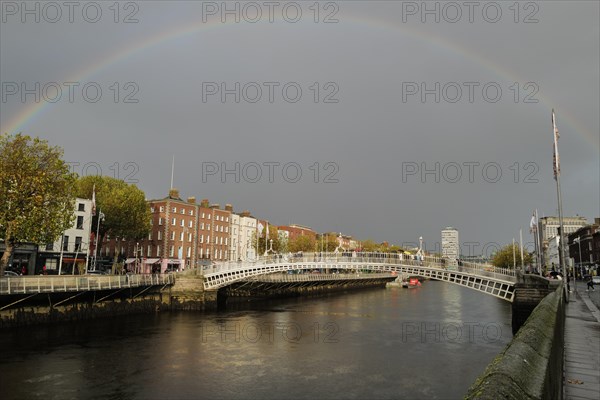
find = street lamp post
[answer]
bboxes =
[574,237,582,280]
[93,210,105,271]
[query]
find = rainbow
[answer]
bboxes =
[3,13,597,150]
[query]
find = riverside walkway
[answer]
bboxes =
[564,281,600,399]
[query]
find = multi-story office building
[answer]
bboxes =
[441,227,459,266]
[538,216,588,267]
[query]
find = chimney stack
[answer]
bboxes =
[169,188,180,199]
[187,196,196,204]
[225,204,233,212]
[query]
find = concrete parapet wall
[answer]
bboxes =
[465,284,566,399]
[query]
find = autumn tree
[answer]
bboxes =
[288,234,317,253]
[254,224,286,254]
[0,134,77,274]
[75,176,151,254]
[492,243,533,269]
[316,233,341,252]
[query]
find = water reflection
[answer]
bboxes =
[0,281,511,399]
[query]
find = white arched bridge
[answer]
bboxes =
[202,252,517,302]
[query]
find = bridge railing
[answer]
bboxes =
[243,272,397,283]
[205,252,506,277]
[0,273,175,295]
[458,261,515,278]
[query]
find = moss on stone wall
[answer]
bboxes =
[465,285,565,399]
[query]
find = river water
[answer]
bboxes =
[0,281,512,400]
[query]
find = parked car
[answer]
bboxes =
[3,271,20,277]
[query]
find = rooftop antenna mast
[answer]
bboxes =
[170,155,175,190]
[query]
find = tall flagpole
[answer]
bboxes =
[535,209,542,275]
[519,229,524,269]
[552,110,566,274]
[512,238,516,269]
[170,155,175,190]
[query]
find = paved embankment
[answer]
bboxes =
[563,281,600,399]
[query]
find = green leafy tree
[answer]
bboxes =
[492,243,533,269]
[316,233,340,252]
[255,224,284,254]
[0,134,77,274]
[288,234,317,253]
[75,176,151,254]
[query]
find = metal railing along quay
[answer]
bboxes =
[0,274,175,295]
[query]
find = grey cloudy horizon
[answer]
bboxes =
[1,0,598,255]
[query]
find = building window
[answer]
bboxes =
[78,203,85,212]
[76,216,84,229]
[189,221,193,228]
[226,217,229,222]
[181,209,185,215]
[147,245,151,257]
[180,219,184,227]
[189,210,194,216]
[157,246,161,257]
[208,214,211,220]
[225,238,228,246]
[188,233,192,242]
[199,248,203,258]
[151,207,155,213]
[158,231,162,240]
[199,235,204,244]
[63,236,69,251]
[202,213,205,218]
[225,226,228,233]
[187,247,191,257]
[148,232,152,240]
[207,236,210,243]
[159,218,163,226]
[170,246,174,257]
[75,237,82,252]
[180,232,184,241]
[173,207,177,213]
[207,224,210,231]
[160,206,164,212]
[171,232,175,240]
[45,243,53,251]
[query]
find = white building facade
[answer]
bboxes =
[441,227,460,266]
[229,212,258,261]
[39,198,93,272]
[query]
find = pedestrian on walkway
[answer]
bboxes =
[586,276,595,291]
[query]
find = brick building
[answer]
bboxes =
[105,189,234,272]
[278,224,317,242]
[568,218,600,272]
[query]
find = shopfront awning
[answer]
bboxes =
[62,257,86,262]
[143,258,160,264]
[125,258,137,264]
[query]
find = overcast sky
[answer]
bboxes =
[1,1,598,256]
